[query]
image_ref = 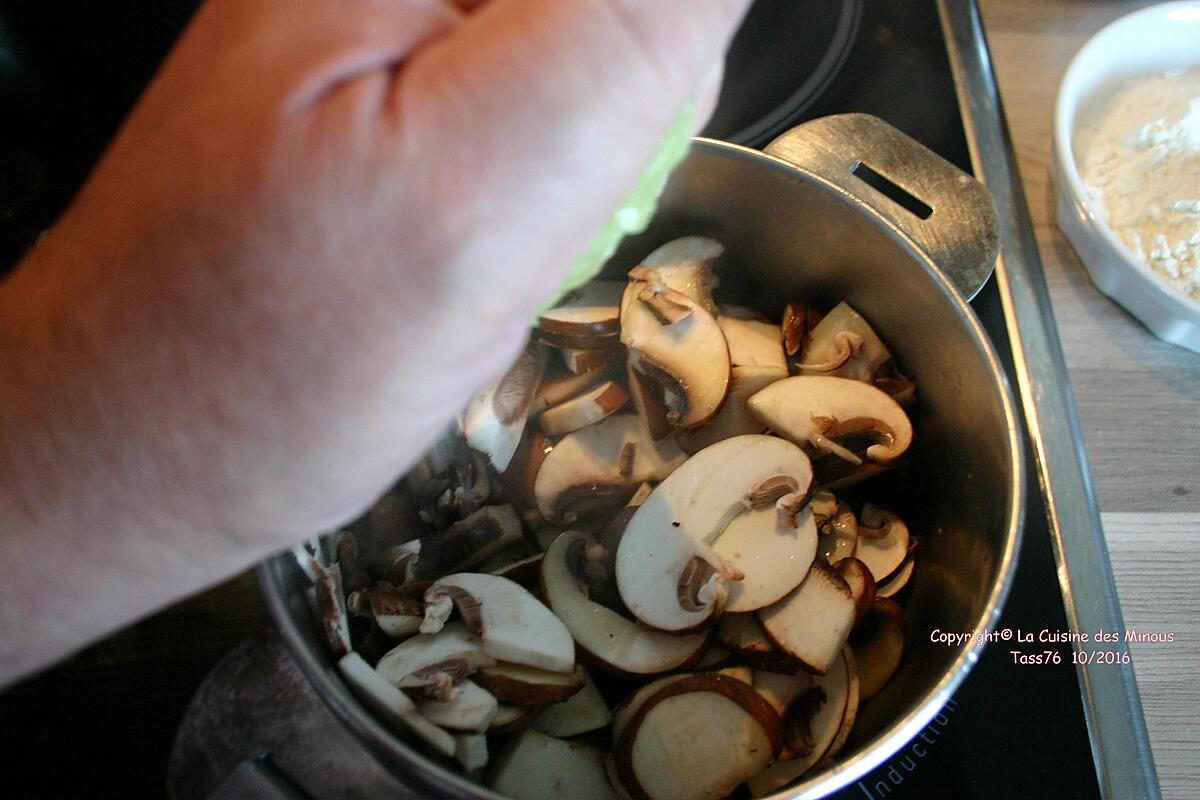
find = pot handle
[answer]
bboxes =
[763,113,998,300]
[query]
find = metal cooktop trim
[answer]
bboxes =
[936,3,1160,798]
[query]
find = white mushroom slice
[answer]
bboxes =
[336,652,456,758]
[675,366,786,454]
[372,504,523,589]
[421,573,575,673]
[416,680,499,732]
[757,560,856,675]
[746,647,856,797]
[615,435,815,630]
[560,346,619,375]
[636,236,723,313]
[850,598,906,701]
[718,316,788,371]
[534,414,686,524]
[489,730,619,800]
[532,669,613,738]
[488,704,533,733]
[611,675,691,749]
[715,665,754,685]
[715,613,797,673]
[463,344,547,471]
[877,557,915,598]
[748,375,913,465]
[349,585,424,640]
[538,280,625,337]
[752,670,813,716]
[474,662,585,706]
[798,301,894,382]
[613,674,782,800]
[542,531,707,678]
[375,621,496,694]
[621,278,730,431]
[539,380,630,436]
[834,557,877,622]
[455,733,489,772]
[856,505,912,584]
[533,367,613,414]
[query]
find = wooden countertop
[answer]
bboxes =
[979,2,1200,797]
[1,3,1196,798]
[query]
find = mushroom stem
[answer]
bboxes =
[808,428,863,465]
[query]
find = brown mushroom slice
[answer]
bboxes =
[851,598,906,701]
[560,346,620,376]
[718,316,788,371]
[834,557,877,622]
[798,301,894,381]
[757,560,856,675]
[532,669,613,738]
[636,236,723,313]
[538,280,625,337]
[856,505,912,584]
[488,704,534,733]
[421,573,575,673]
[615,435,816,630]
[746,647,856,797]
[626,359,672,441]
[372,504,523,590]
[375,621,496,694]
[455,733,489,773]
[336,652,456,758]
[752,669,813,716]
[474,662,585,706]
[462,343,547,471]
[614,674,782,800]
[748,375,913,465]
[675,366,787,455]
[348,585,424,640]
[498,430,555,508]
[533,414,686,524]
[539,380,630,436]
[542,532,708,678]
[536,327,622,352]
[877,556,916,598]
[605,754,638,800]
[533,366,615,414]
[717,613,799,672]
[313,563,352,659]
[816,647,861,765]
[488,729,619,800]
[415,679,499,732]
[620,276,731,431]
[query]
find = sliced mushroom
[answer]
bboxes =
[372,504,523,590]
[675,366,787,454]
[455,733,489,773]
[536,327,622,352]
[756,560,856,676]
[877,556,915,598]
[746,647,857,797]
[499,431,555,508]
[833,557,877,623]
[714,665,754,685]
[718,316,788,371]
[314,563,352,659]
[538,280,625,337]
[781,302,824,358]
[474,662,585,706]
[626,360,672,441]
[533,414,685,524]
[615,435,815,630]
[488,730,618,800]
[416,680,499,732]
[539,379,630,436]
[636,236,723,313]
[348,585,424,640]
[716,613,799,673]
[532,668,613,738]
[337,652,456,758]
[856,505,912,584]
[815,647,861,765]
[533,366,616,415]
[850,598,906,701]
[798,301,894,382]
[813,491,859,564]
[421,573,575,673]
[559,346,620,376]
[752,669,814,717]
[375,621,496,696]
[613,674,781,800]
[463,343,547,471]
[541,531,708,678]
[621,266,731,432]
[748,375,913,465]
[487,704,534,733]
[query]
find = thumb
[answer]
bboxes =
[392,0,752,310]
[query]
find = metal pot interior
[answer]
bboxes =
[260,137,1023,799]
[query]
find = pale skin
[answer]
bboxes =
[0,0,752,687]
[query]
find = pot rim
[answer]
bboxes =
[258,133,1025,800]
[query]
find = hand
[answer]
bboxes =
[0,0,750,683]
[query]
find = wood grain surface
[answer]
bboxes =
[979,2,1200,797]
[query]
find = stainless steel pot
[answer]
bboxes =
[258,114,1024,800]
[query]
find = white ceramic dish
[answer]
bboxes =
[1054,1,1200,354]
